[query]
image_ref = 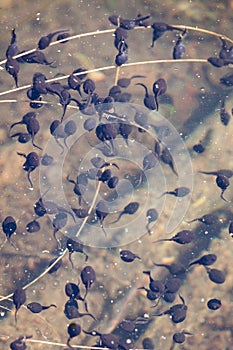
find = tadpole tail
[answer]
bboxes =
[53,228,62,250]
[61,105,67,122]
[142,270,151,276]
[198,170,216,175]
[66,337,73,349]
[15,310,18,325]
[154,95,159,111]
[48,29,70,41]
[186,218,197,223]
[146,222,152,235]
[83,289,88,300]
[83,299,89,313]
[9,121,22,131]
[8,237,17,251]
[111,211,125,224]
[66,175,76,185]
[13,72,18,88]
[100,223,107,237]
[188,261,198,268]
[32,137,42,150]
[27,171,34,189]
[17,151,27,158]
[80,312,97,321]
[41,304,56,311]
[220,191,230,203]
[151,297,161,308]
[68,252,74,269]
[54,137,64,153]
[136,82,148,96]
[64,136,69,150]
[11,132,22,138]
[159,191,171,198]
[153,238,171,243]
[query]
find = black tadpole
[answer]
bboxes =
[216,174,230,202]
[13,288,26,324]
[27,302,56,313]
[95,123,119,154]
[188,253,217,268]
[10,111,36,129]
[151,22,183,47]
[119,122,132,145]
[26,219,40,233]
[187,213,219,225]
[193,142,205,154]
[64,299,96,321]
[17,151,40,189]
[120,249,141,263]
[115,39,128,66]
[2,215,17,249]
[95,200,109,236]
[17,49,54,65]
[83,329,119,350]
[170,331,193,350]
[53,212,68,248]
[229,221,233,237]
[146,208,158,234]
[154,230,195,244]
[138,286,160,301]
[64,120,77,149]
[205,267,226,284]
[160,186,190,198]
[38,29,69,50]
[80,265,96,299]
[143,152,158,171]
[152,78,167,110]
[117,75,145,88]
[11,132,31,144]
[66,238,88,269]
[160,147,178,176]
[154,262,187,276]
[173,31,186,59]
[207,298,222,310]
[10,335,32,350]
[136,83,157,110]
[25,117,42,150]
[109,14,150,30]
[198,168,233,178]
[143,271,165,293]
[67,174,85,206]
[67,322,81,348]
[65,282,82,299]
[107,176,119,189]
[111,202,139,224]
[165,277,182,293]
[153,294,187,324]
[220,99,231,126]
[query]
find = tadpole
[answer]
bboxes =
[145,208,158,234]
[111,202,139,224]
[38,29,69,50]
[17,151,40,189]
[154,230,195,244]
[13,288,26,324]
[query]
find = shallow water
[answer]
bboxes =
[0,1,233,349]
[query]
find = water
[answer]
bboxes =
[0,1,233,349]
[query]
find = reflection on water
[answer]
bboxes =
[0,1,233,349]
